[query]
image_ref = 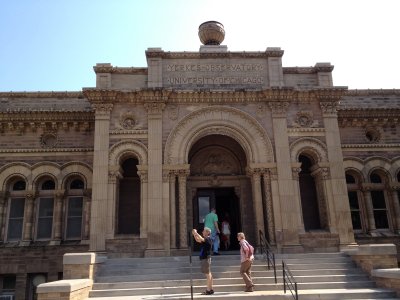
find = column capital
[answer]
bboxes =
[319,101,339,116]
[137,170,148,183]
[310,166,330,180]
[25,190,37,201]
[389,183,400,191]
[54,189,66,200]
[108,167,122,183]
[361,183,374,192]
[291,167,302,179]
[92,103,114,115]
[144,102,166,114]
[268,101,290,116]
[177,169,190,179]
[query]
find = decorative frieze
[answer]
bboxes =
[320,101,339,115]
[144,102,166,114]
[268,101,290,115]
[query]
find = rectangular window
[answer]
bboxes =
[66,197,83,239]
[7,198,25,241]
[371,190,389,229]
[348,191,362,230]
[36,198,54,240]
[0,274,16,296]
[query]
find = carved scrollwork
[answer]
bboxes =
[320,101,339,115]
[292,167,302,179]
[119,111,140,130]
[40,132,59,149]
[144,102,166,114]
[91,103,114,115]
[268,101,290,115]
[292,111,319,128]
[167,104,179,120]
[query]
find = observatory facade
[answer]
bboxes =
[1,22,400,298]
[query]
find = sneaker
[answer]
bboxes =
[201,290,213,295]
[213,252,220,255]
[245,287,254,292]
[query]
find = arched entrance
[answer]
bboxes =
[188,134,250,250]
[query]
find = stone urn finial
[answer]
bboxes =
[198,21,225,45]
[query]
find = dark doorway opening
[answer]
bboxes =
[193,187,241,251]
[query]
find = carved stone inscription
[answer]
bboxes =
[163,59,267,88]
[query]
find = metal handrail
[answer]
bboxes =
[258,230,277,283]
[282,261,298,300]
[188,231,194,300]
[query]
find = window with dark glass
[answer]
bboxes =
[345,174,356,184]
[371,190,389,229]
[70,179,84,190]
[348,191,362,230]
[7,198,25,241]
[370,173,382,183]
[0,274,16,295]
[66,197,83,239]
[41,180,55,190]
[12,180,26,191]
[36,198,54,239]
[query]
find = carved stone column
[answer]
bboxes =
[106,167,121,239]
[83,189,92,241]
[144,102,166,254]
[178,169,190,249]
[262,171,275,245]
[247,168,264,242]
[389,185,400,233]
[89,102,113,251]
[51,189,65,244]
[0,191,8,241]
[291,165,305,231]
[362,185,376,233]
[169,171,177,249]
[319,95,355,246]
[137,168,148,239]
[22,191,35,245]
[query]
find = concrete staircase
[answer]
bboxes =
[88,252,399,300]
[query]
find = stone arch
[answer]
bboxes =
[388,157,400,181]
[164,106,274,164]
[0,162,32,190]
[32,163,60,189]
[363,157,391,180]
[109,140,148,167]
[61,162,93,189]
[290,137,328,163]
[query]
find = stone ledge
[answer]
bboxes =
[345,244,397,256]
[372,268,400,279]
[63,252,106,265]
[37,279,92,293]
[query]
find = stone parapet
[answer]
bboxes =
[372,269,400,297]
[37,279,92,300]
[344,244,398,274]
[63,252,106,280]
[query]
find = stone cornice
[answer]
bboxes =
[82,89,119,103]
[0,148,93,153]
[110,129,148,135]
[338,115,398,127]
[0,111,94,121]
[345,89,400,96]
[283,65,334,74]
[94,66,148,75]
[145,50,284,59]
[0,91,83,98]
[342,144,400,149]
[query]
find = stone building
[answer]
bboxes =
[0,21,399,299]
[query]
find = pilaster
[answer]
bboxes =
[137,166,148,239]
[0,191,8,241]
[390,184,400,233]
[361,185,377,233]
[269,101,302,247]
[106,167,121,239]
[22,190,35,245]
[319,95,355,246]
[262,171,275,245]
[89,102,113,251]
[177,169,190,249]
[169,170,177,249]
[246,168,265,243]
[51,189,65,245]
[144,102,166,254]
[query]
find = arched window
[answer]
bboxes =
[6,178,27,241]
[345,171,364,232]
[36,179,55,240]
[298,155,321,230]
[369,171,389,229]
[65,177,85,240]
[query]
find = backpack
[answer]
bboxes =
[244,241,254,258]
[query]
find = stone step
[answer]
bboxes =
[95,268,366,283]
[88,288,397,300]
[93,274,370,290]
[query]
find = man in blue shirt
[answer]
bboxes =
[204,208,220,255]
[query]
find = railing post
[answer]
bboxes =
[295,282,298,300]
[283,261,286,294]
[273,253,277,284]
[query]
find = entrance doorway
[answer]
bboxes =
[193,187,241,251]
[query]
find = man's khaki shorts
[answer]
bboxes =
[200,258,211,274]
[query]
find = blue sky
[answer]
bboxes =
[1,0,399,91]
